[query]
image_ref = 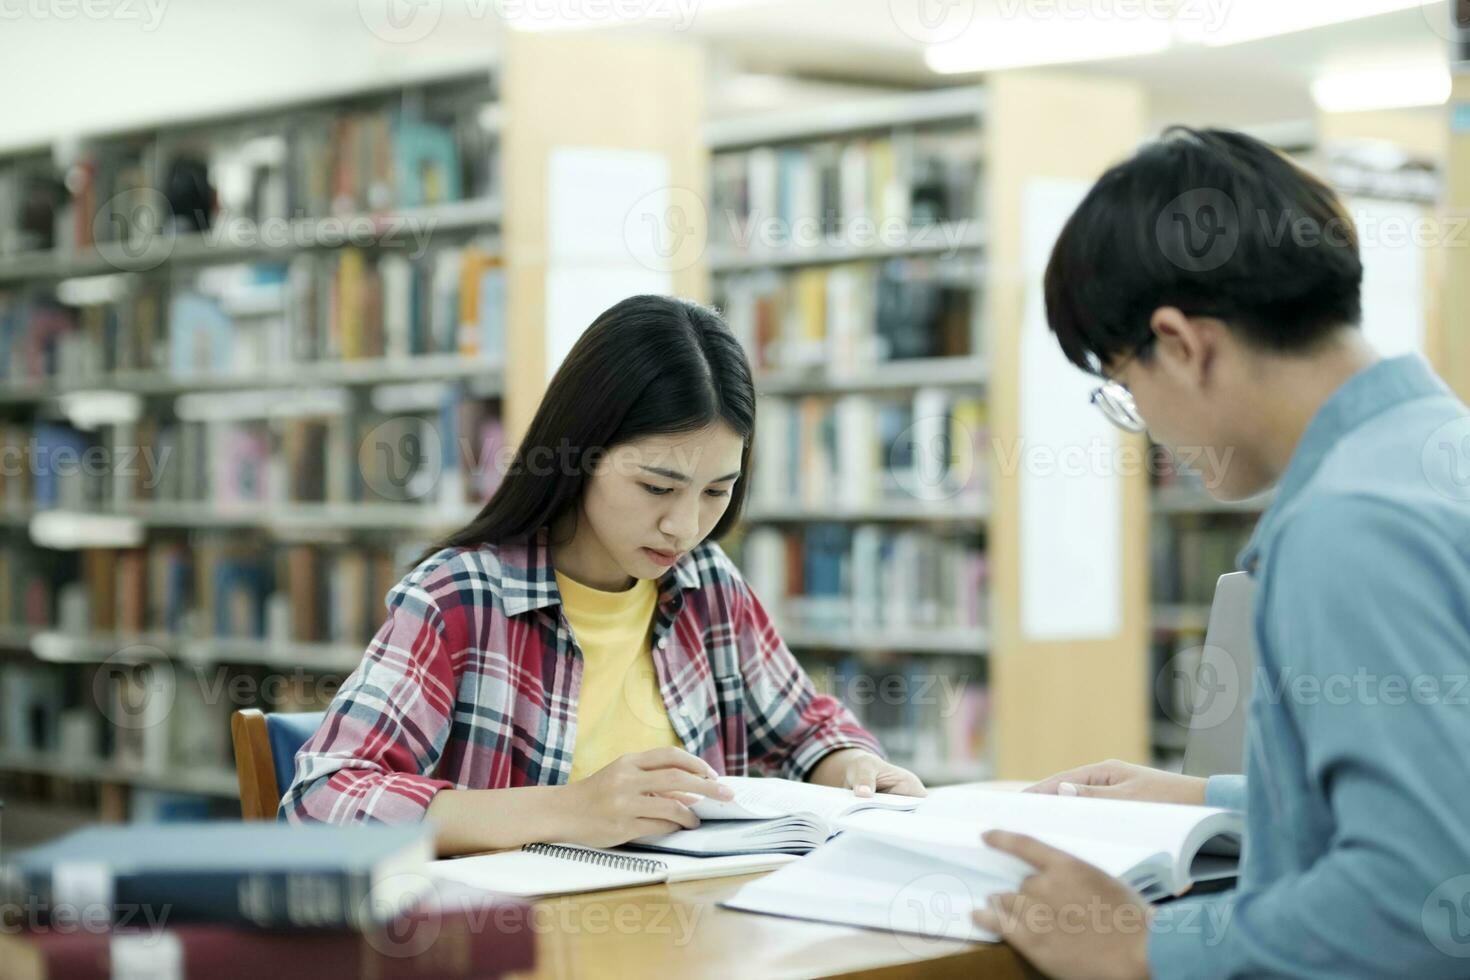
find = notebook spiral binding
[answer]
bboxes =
[522,843,668,875]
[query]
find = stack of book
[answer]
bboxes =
[0,247,504,391]
[0,822,536,980]
[803,656,989,779]
[750,390,988,511]
[717,256,977,373]
[1150,517,1254,607]
[737,523,987,634]
[708,123,981,253]
[0,386,500,515]
[22,75,496,259]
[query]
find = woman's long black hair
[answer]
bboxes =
[416,295,756,565]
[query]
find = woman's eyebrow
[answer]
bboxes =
[640,465,741,483]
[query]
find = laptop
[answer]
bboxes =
[1182,572,1259,779]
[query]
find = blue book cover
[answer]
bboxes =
[392,119,461,208]
[7,821,435,929]
[31,425,87,508]
[168,292,233,376]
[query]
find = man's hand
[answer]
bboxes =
[1025,759,1206,805]
[974,830,1153,980]
[808,747,926,797]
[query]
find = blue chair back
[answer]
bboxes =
[265,710,327,796]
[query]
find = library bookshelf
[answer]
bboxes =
[708,76,1152,784]
[0,65,509,825]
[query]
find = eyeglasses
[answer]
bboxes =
[1087,338,1153,434]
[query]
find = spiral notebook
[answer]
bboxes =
[427,843,799,898]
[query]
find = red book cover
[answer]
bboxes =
[5,888,536,980]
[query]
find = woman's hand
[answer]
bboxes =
[809,747,927,798]
[1025,758,1206,805]
[561,747,736,848]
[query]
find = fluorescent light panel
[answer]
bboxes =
[1311,64,1452,112]
[926,19,1172,74]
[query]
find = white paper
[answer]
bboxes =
[1351,197,1425,358]
[1019,178,1123,641]
[544,147,676,379]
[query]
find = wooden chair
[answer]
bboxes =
[231,708,326,820]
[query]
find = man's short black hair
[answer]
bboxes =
[1045,126,1364,374]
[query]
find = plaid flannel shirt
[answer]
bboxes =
[280,529,882,824]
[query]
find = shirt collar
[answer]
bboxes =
[1239,354,1450,572]
[499,527,702,617]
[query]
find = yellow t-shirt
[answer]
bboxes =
[556,571,682,782]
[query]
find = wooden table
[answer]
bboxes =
[510,871,1036,980]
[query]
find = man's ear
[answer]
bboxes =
[1148,306,1213,387]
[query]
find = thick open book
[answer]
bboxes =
[427,844,799,899]
[629,775,922,856]
[724,786,1243,941]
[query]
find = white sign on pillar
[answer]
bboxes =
[545,147,675,380]
[1019,177,1123,642]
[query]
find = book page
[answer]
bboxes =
[838,809,1168,886]
[427,849,661,898]
[916,787,1240,877]
[691,776,920,823]
[723,833,1005,943]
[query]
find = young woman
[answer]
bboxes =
[281,295,923,855]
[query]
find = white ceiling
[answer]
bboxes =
[0,0,1456,148]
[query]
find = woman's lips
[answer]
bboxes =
[642,547,680,567]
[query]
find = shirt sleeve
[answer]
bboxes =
[278,578,459,824]
[1149,497,1470,978]
[731,578,885,781]
[1205,774,1246,811]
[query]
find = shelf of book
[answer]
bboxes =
[712,77,1154,780]
[21,502,483,534]
[0,749,240,797]
[13,630,365,673]
[713,83,993,782]
[0,198,503,284]
[704,86,986,151]
[0,65,509,816]
[779,625,989,656]
[753,356,988,396]
[0,353,505,406]
[743,498,989,525]
[708,220,984,272]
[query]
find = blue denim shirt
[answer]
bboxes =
[1149,356,1470,978]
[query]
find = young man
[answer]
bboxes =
[973,128,1470,978]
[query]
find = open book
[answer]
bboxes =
[629,775,922,856]
[724,786,1243,941]
[428,844,799,899]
